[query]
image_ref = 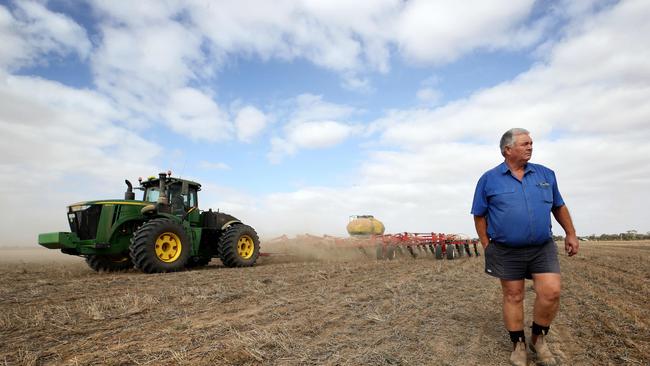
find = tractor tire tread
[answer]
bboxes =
[129,218,191,273]
[86,254,133,272]
[218,224,260,267]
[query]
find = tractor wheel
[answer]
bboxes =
[434,244,443,259]
[218,224,260,267]
[130,218,191,273]
[186,256,212,268]
[86,254,133,272]
[446,245,455,260]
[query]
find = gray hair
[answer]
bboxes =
[500,128,529,156]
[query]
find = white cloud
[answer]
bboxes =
[91,20,206,122]
[186,0,398,73]
[91,0,183,26]
[286,121,353,149]
[396,0,537,64]
[416,87,442,105]
[341,73,373,93]
[291,93,356,122]
[162,87,233,142]
[0,1,91,70]
[86,0,546,102]
[268,94,357,163]
[235,106,268,142]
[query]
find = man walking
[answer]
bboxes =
[471,128,579,366]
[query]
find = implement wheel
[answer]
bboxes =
[428,244,435,256]
[464,243,472,257]
[395,246,405,257]
[376,244,384,260]
[434,244,443,260]
[457,244,464,257]
[218,224,260,267]
[130,218,191,273]
[386,246,396,260]
[86,254,133,272]
[407,246,417,258]
[446,244,455,260]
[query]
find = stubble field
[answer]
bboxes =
[0,240,648,365]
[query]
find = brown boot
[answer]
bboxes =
[510,341,528,366]
[529,334,557,365]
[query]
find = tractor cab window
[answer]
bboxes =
[168,184,186,215]
[188,187,198,208]
[144,187,160,202]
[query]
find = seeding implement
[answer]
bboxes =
[342,215,479,260]
[338,232,480,260]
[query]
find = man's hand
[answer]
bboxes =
[473,216,489,249]
[552,205,579,256]
[565,234,579,256]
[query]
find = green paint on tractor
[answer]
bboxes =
[38,172,260,273]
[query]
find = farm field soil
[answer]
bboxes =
[1,241,648,365]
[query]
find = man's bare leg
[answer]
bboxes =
[501,279,525,347]
[531,273,561,343]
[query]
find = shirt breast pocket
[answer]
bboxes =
[487,187,516,204]
[537,185,553,204]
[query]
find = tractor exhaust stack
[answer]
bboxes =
[124,180,135,200]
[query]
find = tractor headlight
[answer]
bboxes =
[68,213,76,222]
[69,204,90,212]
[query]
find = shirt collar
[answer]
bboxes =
[499,161,536,175]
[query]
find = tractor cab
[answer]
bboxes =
[138,172,201,217]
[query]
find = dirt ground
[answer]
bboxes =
[0,240,648,365]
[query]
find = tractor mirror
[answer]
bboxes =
[181,181,189,195]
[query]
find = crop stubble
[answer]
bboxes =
[0,241,648,365]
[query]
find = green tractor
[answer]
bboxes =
[38,172,260,273]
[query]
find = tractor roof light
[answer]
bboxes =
[167,170,172,177]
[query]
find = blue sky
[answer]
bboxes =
[1,0,649,245]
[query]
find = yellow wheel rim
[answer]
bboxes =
[155,232,182,263]
[237,235,255,259]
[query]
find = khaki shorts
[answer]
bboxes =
[484,239,560,280]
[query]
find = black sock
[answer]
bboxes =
[509,330,525,344]
[531,322,550,336]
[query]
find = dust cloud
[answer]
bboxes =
[261,234,377,263]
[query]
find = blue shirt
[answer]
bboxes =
[471,162,565,247]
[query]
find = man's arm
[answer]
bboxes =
[473,215,489,249]
[552,205,579,256]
